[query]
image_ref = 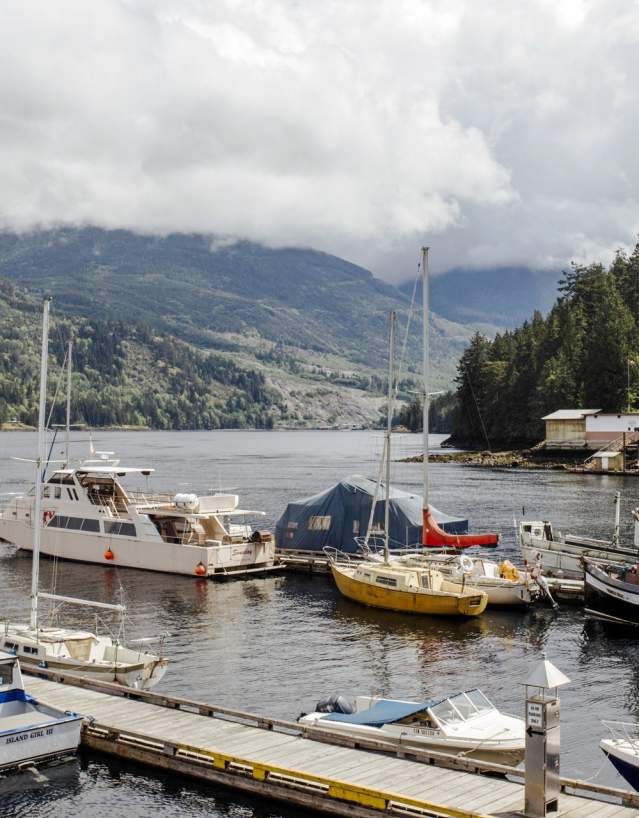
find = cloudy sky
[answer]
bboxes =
[0,0,638,279]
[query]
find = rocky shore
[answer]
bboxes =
[401,447,585,470]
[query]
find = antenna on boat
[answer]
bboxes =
[384,311,396,565]
[31,297,51,631]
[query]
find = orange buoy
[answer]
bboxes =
[194,562,207,576]
[104,548,115,561]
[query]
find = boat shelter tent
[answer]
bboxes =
[275,475,468,553]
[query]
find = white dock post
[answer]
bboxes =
[524,655,571,816]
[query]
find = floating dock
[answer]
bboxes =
[23,667,639,818]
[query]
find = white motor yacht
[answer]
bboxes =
[0,650,83,772]
[300,688,524,766]
[0,456,275,579]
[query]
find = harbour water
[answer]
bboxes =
[1,429,638,817]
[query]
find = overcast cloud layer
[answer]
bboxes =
[1,0,638,278]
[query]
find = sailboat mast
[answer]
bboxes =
[421,246,429,514]
[65,339,72,467]
[30,297,51,630]
[384,311,396,564]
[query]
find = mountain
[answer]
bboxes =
[0,227,480,394]
[400,266,560,329]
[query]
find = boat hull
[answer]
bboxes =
[601,739,639,790]
[0,518,273,579]
[584,563,639,626]
[0,714,82,771]
[331,565,487,617]
[306,720,523,766]
[521,538,636,579]
[447,579,531,607]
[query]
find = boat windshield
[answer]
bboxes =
[429,689,494,726]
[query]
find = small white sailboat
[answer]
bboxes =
[0,650,82,772]
[1,299,167,689]
[300,688,525,766]
[398,553,535,607]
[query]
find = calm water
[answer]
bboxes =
[1,429,638,816]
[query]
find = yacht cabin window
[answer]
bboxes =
[104,521,136,537]
[3,641,18,653]
[48,516,100,532]
[0,665,11,685]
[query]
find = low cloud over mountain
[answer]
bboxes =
[1,1,638,279]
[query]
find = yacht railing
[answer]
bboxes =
[126,490,175,506]
[603,720,639,749]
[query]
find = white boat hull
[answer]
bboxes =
[0,713,82,771]
[521,540,634,580]
[1,518,273,578]
[301,715,524,766]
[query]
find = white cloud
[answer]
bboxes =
[0,0,638,278]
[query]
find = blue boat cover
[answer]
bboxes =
[275,474,468,553]
[323,698,441,728]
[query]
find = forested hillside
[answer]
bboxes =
[0,279,278,429]
[449,245,639,446]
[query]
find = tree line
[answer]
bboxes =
[450,245,639,445]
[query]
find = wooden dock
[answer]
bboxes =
[22,667,639,818]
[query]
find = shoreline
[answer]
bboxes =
[401,448,586,470]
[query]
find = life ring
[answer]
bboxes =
[104,548,115,561]
[460,555,474,573]
[194,562,207,577]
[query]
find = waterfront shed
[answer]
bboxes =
[275,474,468,553]
[542,409,600,449]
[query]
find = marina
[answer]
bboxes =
[2,429,639,818]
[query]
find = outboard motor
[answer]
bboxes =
[314,693,356,714]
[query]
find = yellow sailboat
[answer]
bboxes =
[328,266,488,618]
[331,560,488,616]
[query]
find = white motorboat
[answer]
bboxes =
[601,721,639,790]
[519,492,639,579]
[300,688,524,766]
[0,650,82,772]
[0,299,168,689]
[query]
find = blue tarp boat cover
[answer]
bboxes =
[275,474,468,553]
[323,698,440,727]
